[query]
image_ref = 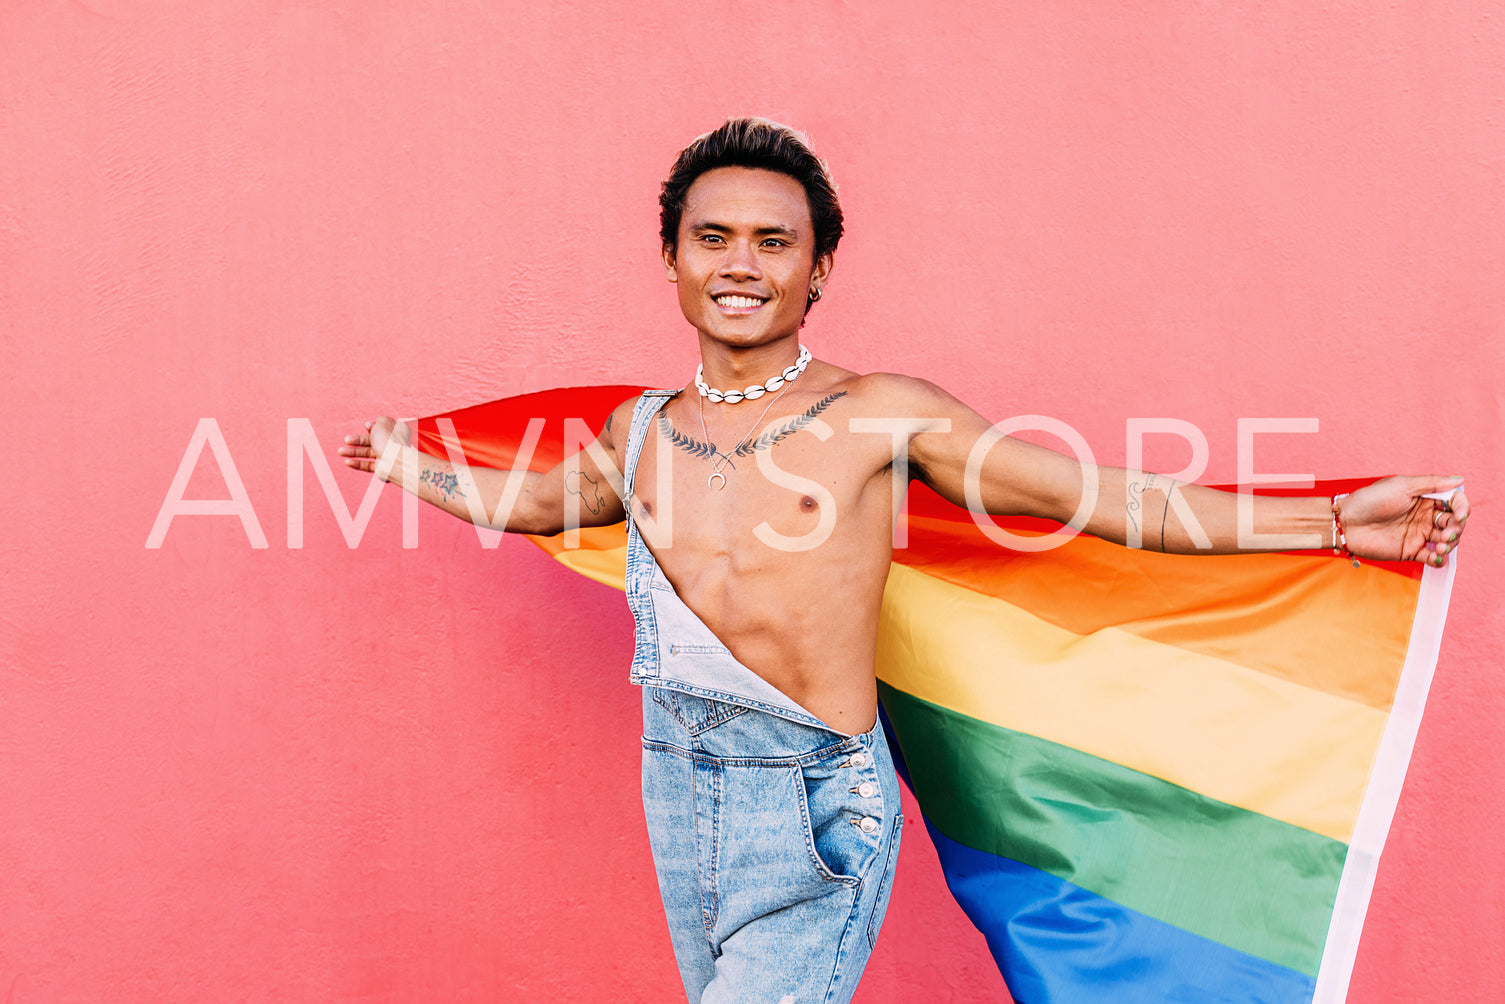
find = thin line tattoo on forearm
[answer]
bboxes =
[656,391,848,460]
[419,468,461,501]
[564,470,605,515]
[1126,475,1146,535]
[1161,477,1182,553]
[1127,472,1181,551]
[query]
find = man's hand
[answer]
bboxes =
[339,417,411,480]
[1338,476,1469,567]
[333,399,633,536]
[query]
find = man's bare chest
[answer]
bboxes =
[628,391,896,557]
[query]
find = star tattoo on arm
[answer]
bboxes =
[419,468,462,501]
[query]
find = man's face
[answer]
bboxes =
[663,166,832,349]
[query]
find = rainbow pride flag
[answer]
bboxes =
[414,386,1456,1004]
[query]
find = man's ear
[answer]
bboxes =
[810,251,834,296]
[662,244,678,282]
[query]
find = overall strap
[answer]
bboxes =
[622,389,679,505]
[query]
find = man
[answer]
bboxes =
[340,118,1467,1003]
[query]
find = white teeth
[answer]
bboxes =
[716,295,764,310]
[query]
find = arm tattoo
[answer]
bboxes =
[603,413,613,433]
[1129,473,1177,551]
[564,470,604,515]
[1161,479,1179,554]
[1126,477,1145,535]
[419,468,461,501]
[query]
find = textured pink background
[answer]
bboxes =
[3,2,1501,1001]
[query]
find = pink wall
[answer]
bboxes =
[4,2,1500,1000]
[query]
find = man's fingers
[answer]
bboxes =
[339,423,392,476]
[1451,486,1470,523]
[1417,478,1468,562]
[338,432,379,472]
[1416,474,1466,495]
[1426,505,1461,539]
[1413,475,1465,509]
[1425,501,1469,568]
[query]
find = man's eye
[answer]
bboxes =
[761,239,787,248]
[700,234,724,244]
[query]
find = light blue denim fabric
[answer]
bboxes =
[622,391,903,1003]
[641,688,903,1003]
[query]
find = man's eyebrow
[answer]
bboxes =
[687,221,802,239]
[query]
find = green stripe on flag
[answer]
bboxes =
[881,682,1345,976]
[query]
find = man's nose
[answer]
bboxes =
[719,240,762,280]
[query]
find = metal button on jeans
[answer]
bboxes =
[857,782,877,798]
[859,816,880,834]
[850,753,867,768]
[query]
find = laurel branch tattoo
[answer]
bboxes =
[656,392,848,460]
[657,414,720,459]
[735,392,847,456]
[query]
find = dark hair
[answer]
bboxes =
[659,117,844,263]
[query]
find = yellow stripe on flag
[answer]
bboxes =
[877,563,1386,842]
[899,516,1417,711]
[527,527,628,591]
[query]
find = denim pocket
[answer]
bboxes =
[650,687,747,736]
[866,814,902,948]
[795,755,878,889]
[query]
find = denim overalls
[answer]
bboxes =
[621,390,904,1004]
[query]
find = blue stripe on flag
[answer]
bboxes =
[927,825,1318,1004]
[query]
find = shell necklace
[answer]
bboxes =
[695,344,811,403]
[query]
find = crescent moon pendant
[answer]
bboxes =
[707,471,727,491]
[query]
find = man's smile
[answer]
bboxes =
[713,293,769,314]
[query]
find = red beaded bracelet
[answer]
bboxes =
[1332,493,1359,567]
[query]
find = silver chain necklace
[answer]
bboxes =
[697,386,790,490]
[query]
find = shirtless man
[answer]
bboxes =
[340,118,1468,1003]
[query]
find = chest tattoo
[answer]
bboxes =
[655,391,848,460]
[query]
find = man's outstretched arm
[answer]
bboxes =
[893,377,1470,565]
[337,400,635,536]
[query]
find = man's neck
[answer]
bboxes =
[696,335,805,392]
